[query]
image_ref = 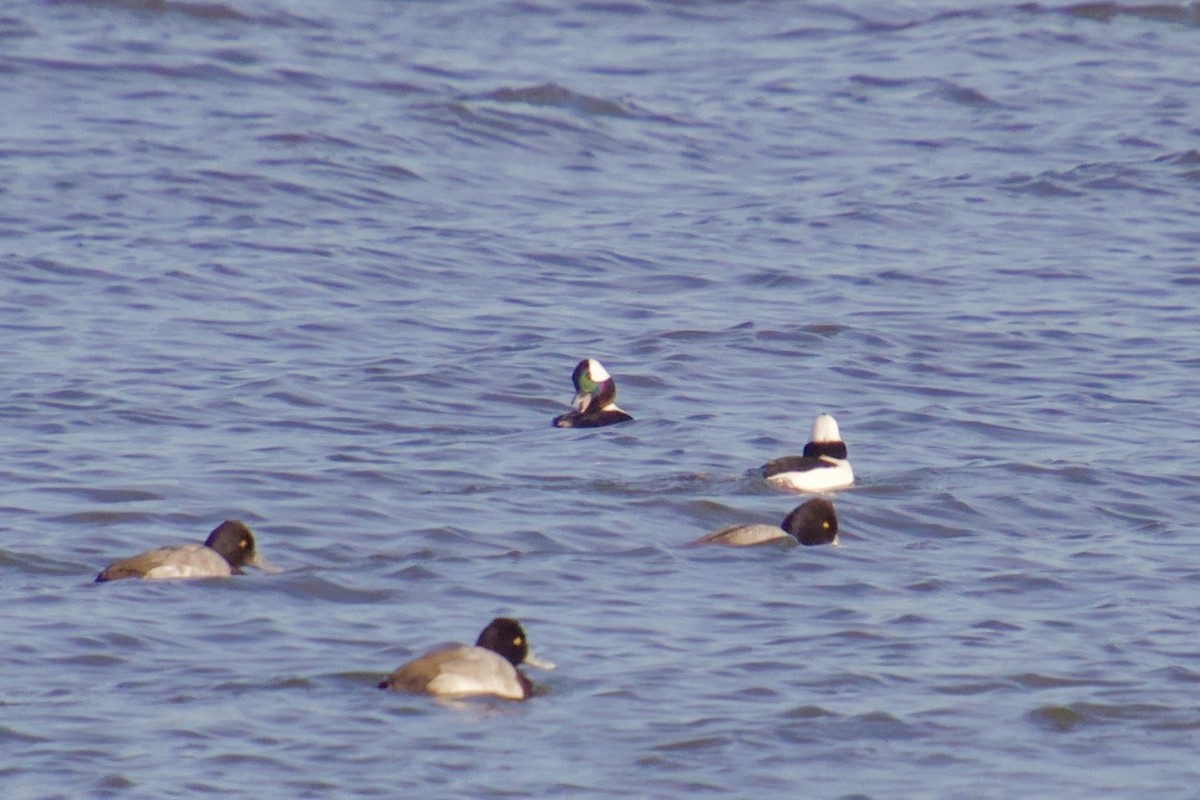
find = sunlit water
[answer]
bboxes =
[3,1,1200,797]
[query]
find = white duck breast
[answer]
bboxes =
[763,459,854,493]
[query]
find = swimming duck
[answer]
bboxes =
[378,617,554,700]
[553,358,633,428]
[94,520,280,582]
[692,498,840,547]
[761,413,854,493]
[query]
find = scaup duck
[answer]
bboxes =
[95,520,279,582]
[692,498,840,547]
[552,358,633,428]
[761,413,854,493]
[378,617,554,700]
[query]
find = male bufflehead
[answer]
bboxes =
[552,358,633,429]
[761,413,854,493]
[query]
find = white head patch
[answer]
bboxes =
[810,413,841,442]
[587,359,611,382]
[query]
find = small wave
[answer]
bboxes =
[40,486,164,504]
[1011,671,1129,689]
[1028,703,1088,732]
[47,0,327,29]
[1156,149,1200,166]
[1028,701,1178,732]
[935,81,1002,109]
[49,0,252,22]
[850,74,919,89]
[482,83,635,118]
[999,175,1087,197]
[1053,2,1200,27]
[1001,159,1172,198]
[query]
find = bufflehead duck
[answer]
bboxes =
[761,413,854,493]
[552,358,633,428]
[378,617,554,701]
[95,520,280,582]
[692,498,840,547]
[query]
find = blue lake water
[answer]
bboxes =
[3,1,1200,797]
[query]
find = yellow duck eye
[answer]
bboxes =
[821,521,829,529]
[514,637,523,646]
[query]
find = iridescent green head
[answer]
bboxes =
[570,358,613,413]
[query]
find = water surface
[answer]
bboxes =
[3,1,1200,798]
